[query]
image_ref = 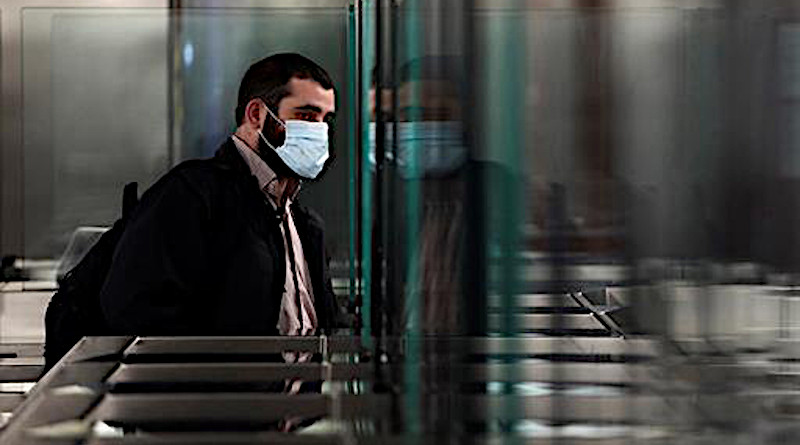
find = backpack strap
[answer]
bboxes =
[122,182,139,220]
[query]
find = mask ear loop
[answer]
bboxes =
[258,130,278,151]
[263,102,286,129]
[258,101,286,151]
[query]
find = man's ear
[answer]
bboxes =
[244,98,265,129]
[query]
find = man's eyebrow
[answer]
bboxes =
[293,104,323,113]
[293,104,335,120]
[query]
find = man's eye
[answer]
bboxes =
[296,111,315,121]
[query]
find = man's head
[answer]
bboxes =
[235,53,336,178]
[368,56,467,178]
[370,56,463,122]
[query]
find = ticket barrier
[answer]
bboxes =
[0,334,690,444]
[2,286,798,444]
[0,343,43,430]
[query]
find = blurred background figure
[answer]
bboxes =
[370,56,480,335]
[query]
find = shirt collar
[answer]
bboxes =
[231,135,300,206]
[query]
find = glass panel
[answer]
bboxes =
[359,0,374,341]
[19,6,354,288]
[22,8,171,262]
[174,6,353,286]
[367,0,800,440]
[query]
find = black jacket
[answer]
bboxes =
[99,139,338,336]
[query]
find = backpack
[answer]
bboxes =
[43,182,139,373]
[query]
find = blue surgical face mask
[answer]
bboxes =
[260,106,330,180]
[368,121,466,178]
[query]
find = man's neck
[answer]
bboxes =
[232,131,300,206]
[233,128,259,153]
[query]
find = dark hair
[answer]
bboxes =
[235,53,334,126]
[371,55,465,98]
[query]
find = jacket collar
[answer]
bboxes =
[213,138,312,218]
[213,137,252,176]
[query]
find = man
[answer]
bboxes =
[368,57,468,335]
[369,57,507,336]
[100,53,339,339]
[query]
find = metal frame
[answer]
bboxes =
[0,343,43,430]
[0,357,42,382]
[77,436,682,445]
[487,313,606,331]
[82,437,671,445]
[176,0,352,7]
[105,362,660,386]
[488,293,581,308]
[571,291,626,337]
[2,335,791,443]
[117,335,663,357]
[472,0,724,10]
[85,392,676,424]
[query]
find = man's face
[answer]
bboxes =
[277,77,336,124]
[398,80,460,121]
[370,79,460,122]
[263,77,335,147]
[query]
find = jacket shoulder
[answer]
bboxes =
[133,157,245,218]
[292,200,325,230]
[171,157,232,179]
[159,157,244,191]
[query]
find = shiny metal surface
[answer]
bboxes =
[776,339,800,358]
[107,362,657,386]
[108,363,329,384]
[0,394,24,412]
[84,392,677,424]
[0,339,120,443]
[84,435,673,445]
[86,435,348,445]
[487,314,606,331]
[121,335,662,357]
[420,336,661,356]
[0,342,44,439]
[89,393,331,424]
[0,358,43,382]
[487,293,581,308]
[0,291,51,343]
[68,337,133,363]
[3,335,798,443]
[473,0,723,9]
[179,0,352,7]
[124,336,323,357]
[0,344,43,358]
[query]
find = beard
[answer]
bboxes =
[257,120,299,179]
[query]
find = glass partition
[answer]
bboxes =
[22,8,171,262]
[173,5,353,271]
[364,0,800,439]
[18,4,354,287]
